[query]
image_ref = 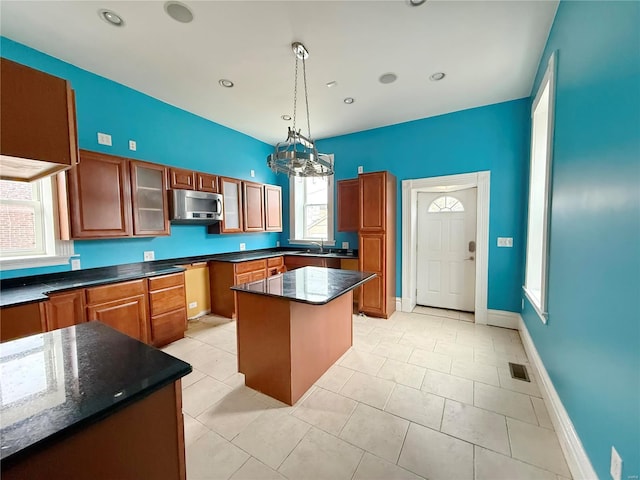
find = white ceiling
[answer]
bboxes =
[1,0,558,145]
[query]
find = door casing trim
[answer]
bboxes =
[401,171,490,324]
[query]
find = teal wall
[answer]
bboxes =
[281,99,531,313]
[522,1,640,478]
[1,37,279,280]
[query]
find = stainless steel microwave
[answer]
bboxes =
[169,189,223,224]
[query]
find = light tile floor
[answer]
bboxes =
[162,309,572,480]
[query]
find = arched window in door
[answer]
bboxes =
[427,195,465,213]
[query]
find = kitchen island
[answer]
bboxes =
[231,267,375,405]
[0,322,191,480]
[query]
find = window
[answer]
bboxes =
[289,166,335,245]
[0,175,74,270]
[428,195,465,213]
[524,52,556,323]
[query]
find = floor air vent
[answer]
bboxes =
[508,362,531,382]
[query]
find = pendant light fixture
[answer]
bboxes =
[267,42,334,177]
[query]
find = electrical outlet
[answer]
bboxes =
[188,301,197,309]
[276,241,280,247]
[71,258,81,271]
[250,169,255,178]
[521,299,525,310]
[97,132,112,146]
[357,166,363,174]
[497,237,513,247]
[239,243,246,251]
[129,140,137,151]
[342,241,349,249]
[611,446,622,480]
[143,251,155,261]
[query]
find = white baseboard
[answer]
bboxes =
[395,297,402,312]
[487,309,520,329]
[188,309,211,320]
[518,316,597,480]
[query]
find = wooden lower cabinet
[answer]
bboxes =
[148,272,187,347]
[43,290,86,331]
[86,279,149,343]
[209,258,282,318]
[0,303,46,342]
[284,256,341,270]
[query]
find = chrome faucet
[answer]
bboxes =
[309,240,324,253]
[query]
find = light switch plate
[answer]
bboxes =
[342,241,349,249]
[611,446,622,480]
[143,251,155,261]
[71,258,81,271]
[250,169,255,178]
[497,237,513,247]
[97,132,112,146]
[240,243,246,251]
[276,241,280,247]
[357,166,363,174]
[129,140,137,151]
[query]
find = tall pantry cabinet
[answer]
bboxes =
[358,171,396,318]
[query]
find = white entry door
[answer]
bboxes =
[416,188,477,311]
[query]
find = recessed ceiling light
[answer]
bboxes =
[379,73,397,84]
[99,9,124,27]
[281,115,292,121]
[429,72,446,81]
[164,1,194,23]
[344,97,355,104]
[326,81,338,88]
[408,0,427,6]
[219,79,234,88]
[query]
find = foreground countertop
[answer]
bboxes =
[0,248,358,308]
[231,266,375,305]
[0,322,191,465]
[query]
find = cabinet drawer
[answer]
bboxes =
[267,265,286,277]
[250,270,266,282]
[150,308,186,346]
[235,272,252,285]
[86,279,146,305]
[149,272,184,291]
[149,285,186,316]
[267,256,284,267]
[234,259,266,274]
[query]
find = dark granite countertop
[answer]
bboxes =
[0,322,191,466]
[0,248,358,308]
[231,266,376,305]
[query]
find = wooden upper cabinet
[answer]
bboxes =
[0,58,78,182]
[359,172,386,232]
[243,181,265,232]
[169,168,195,190]
[130,161,170,236]
[197,173,219,193]
[337,179,359,232]
[68,150,133,238]
[209,177,243,233]
[44,290,86,331]
[264,184,282,232]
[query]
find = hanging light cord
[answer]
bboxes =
[302,56,312,142]
[292,54,299,136]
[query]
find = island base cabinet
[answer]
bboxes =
[0,303,45,342]
[236,291,353,405]
[2,382,186,480]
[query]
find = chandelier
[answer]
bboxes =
[267,42,334,177]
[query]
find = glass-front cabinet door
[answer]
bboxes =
[130,161,170,236]
[219,177,243,233]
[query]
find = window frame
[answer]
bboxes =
[523,51,556,324]
[288,160,336,246]
[0,174,75,271]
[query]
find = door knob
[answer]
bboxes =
[465,256,475,261]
